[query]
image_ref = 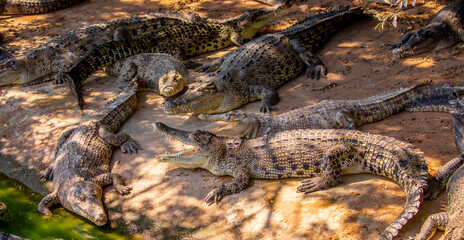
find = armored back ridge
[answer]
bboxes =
[1,0,84,14]
[199,82,464,138]
[153,123,429,240]
[0,13,208,86]
[38,86,141,225]
[163,6,368,115]
[52,3,288,109]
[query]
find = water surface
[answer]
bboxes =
[0,172,132,240]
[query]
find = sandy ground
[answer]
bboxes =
[0,0,462,239]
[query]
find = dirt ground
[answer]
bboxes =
[0,0,462,239]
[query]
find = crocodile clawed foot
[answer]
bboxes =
[121,139,142,154]
[260,103,276,113]
[297,177,326,194]
[205,188,223,206]
[306,65,327,80]
[115,185,132,196]
[40,167,54,181]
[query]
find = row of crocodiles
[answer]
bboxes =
[0,0,464,239]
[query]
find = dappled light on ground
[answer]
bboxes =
[0,0,462,239]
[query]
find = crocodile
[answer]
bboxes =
[162,6,367,115]
[38,86,141,226]
[0,11,210,86]
[411,162,464,239]
[0,202,6,217]
[0,0,84,15]
[198,82,464,138]
[425,98,464,200]
[55,2,289,108]
[391,0,464,58]
[105,53,195,98]
[153,122,429,240]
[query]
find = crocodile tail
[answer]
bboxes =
[280,5,366,48]
[2,0,85,14]
[380,149,429,240]
[405,82,464,113]
[94,85,138,132]
[56,71,84,109]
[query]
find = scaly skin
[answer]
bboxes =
[426,98,464,199]
[162,6,367,115]
[105,53,195,97]
[153,122,429,240]
[411,163,464,240]
[391,0,464,58]
[0,12,206,86]
[198,82,464,138]
[55,3,289,108]
[38,86,141,226]
[0,0,84,14]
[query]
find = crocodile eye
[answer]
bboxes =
[193,131,213,145]
[78,195,86,202]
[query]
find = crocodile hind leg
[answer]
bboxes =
[38,192,59,216]
[204,166,251,205]
[410,212,448,240]
[98,125,142,154]
[93,173,132,195]
[290,39,327,80]
[297,145,358,194]
[249,84,279,113]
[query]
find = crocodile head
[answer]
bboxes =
[225,1,290,40]
[163,81,226,114]
[0,54,52,86]
[198,110,262,138]
[153,122,222,169]
[61,179,107,226]
[392,23,456,58]
[157,70,188,97]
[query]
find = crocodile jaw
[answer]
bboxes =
[238,2,288,39]
[198,111,261,138]
[162,81,225,114]
[61,180,107,226]
[153,122,210,168]
[392,25,455,58]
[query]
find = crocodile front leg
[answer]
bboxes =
[249,84,279,113]
[205,166,251,205]
[93,173,132,195]
[410,212,448,240]
[290,39,327,80]
[230,32,247,45]
[116,62,138,87]
[98,125,142,154]
[38,192,59,216]
[297,145,357,194]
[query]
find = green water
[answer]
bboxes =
[0,173,132,240]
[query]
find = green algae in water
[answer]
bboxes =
[0,173,132,240]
